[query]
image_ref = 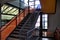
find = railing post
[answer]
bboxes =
[28,0,30,13]
[0,3,1,28]
[39,12,42,40]
[0,3,2,40]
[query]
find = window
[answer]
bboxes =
[1,4,19,15]
[42,31,47,37]
[42,14,48,29]
[42,14,48,37]
[1,15,14,20]
[35,14,48,29]
[29,2,34,6]
[1,4,19,26]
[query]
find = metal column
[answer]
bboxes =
[39,12,42,40]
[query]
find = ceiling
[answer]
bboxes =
[0,0,15,4]
[7,0,19,8]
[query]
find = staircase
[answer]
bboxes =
[6,12,39,40]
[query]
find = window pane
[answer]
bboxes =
[29,2,34,6]
[2,15,14,20]
[45,17,48,21]
[35,1,40,4]
[42,22,48,29]
[45,22,47,26]
[42,17,45,21]
[30,6,34,8]
[1,5,8,12]
[8,8,17,14]
[42,14,48,17]
[12,10,19,15]
[45,14,48,17]
[2,4,19,15]
[3,7,13,13]
[42,31,47,37]
[42,14,48,29]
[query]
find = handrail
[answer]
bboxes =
[19,13,33,32]
[22,14,33,28]
[20,12,37,31]
[1,9,25,31]
[27,13,40,33]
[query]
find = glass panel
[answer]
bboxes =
[42,17,45,21]
[42,14,48,29]
[42,14,48,17]
[1,5,8,12]
[35,0,41,9]
[7,8,17,14]
[45,14,48,17]
[3,7,13,13]
[42,22,45,27]
[1,15,14,20]
[45,22,47,27]
[45,17,48,21]
[42,22,48,29]
[12,9,19,15]
[1,4,19,15]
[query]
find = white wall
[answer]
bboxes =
[48,0,60,34]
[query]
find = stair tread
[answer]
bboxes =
[12,31,19,34]
[12,31,27,36]
[24,27,31,29]
[10,34,19,37]
[23,26,31,28]
[10,35,26,39]
[16,28,20,30]
[19,23,25,25]
[7,37,25,40]
[11,34,26,37]
[7,37,19,40]
[20,29,29,32]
